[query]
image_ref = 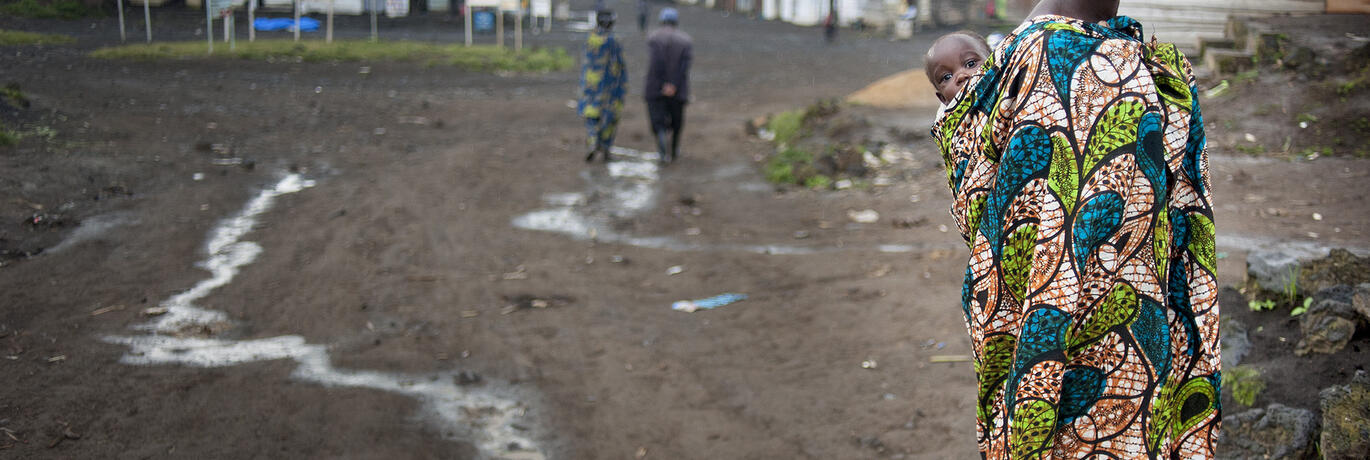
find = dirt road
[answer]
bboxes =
[2,3,1368,459]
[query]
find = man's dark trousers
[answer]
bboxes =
[647,97,685,161]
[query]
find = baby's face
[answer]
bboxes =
[925,35,989,104]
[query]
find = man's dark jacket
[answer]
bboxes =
[644,25,693,101]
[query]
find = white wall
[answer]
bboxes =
[789,0,821,26]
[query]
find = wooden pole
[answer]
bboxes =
[249,0,256,41]
[117,0,126,42]
[143,0,151,42]
[294,0,301,42]
[514,2,521,51]
[370,0,378,41]
[326,0,334,43]
[464,6,472,46]
[230,14,236,49]
[496,8,503,48]
[207,1,214,54]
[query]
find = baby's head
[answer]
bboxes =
[925,31,991,104]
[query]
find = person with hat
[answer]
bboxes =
[577,9,628,162]
[644,7,692,163]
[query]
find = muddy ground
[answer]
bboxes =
[2,4,1369,459]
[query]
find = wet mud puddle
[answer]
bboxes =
[512,147,927,254]
[513,148,1370,259]
[104,174,546,460]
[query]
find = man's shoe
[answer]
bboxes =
[655,133,671,164]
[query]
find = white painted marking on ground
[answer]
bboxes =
[106,173,545,460]
[511,147,950,256]
[47,212,137,254]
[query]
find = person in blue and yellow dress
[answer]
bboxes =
[578,9,627,162]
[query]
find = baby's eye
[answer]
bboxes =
[940,73,952,83]
[965,59,979,68]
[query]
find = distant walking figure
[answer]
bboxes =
[637,0,649,32]
[823,10,836,43]
[578,9,627,162]
[644,7,692,163]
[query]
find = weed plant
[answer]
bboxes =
[1224,365,1266,407]
[767,109,805,146]
[0,122,16,146]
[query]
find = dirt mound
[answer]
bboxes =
[747,100,938,189]
[846,68,941,110]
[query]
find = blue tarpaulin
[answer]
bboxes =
[253,17,320,32]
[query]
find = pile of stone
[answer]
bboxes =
[1218,248,1370,459]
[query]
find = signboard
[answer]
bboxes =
[209,0,235,16]
[531,0,550,16]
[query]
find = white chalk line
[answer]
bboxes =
[104,173,545,460]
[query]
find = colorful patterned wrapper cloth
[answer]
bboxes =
[578,31,627,150]
[930,15,1221,459]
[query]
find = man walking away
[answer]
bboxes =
[644,7,692,164]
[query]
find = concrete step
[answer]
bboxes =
[1222,15,1294,68]
[1197,37,1237,59]
[1204,48,1256,76]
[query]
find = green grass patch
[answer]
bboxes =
[1232,69,1260,85]
[1224,365,1266,407]
[803,174,831,190]
[1,82,27,107]
[0,0,102,19]
[0,28,76,46]
[767,109,805,146]
[90,39,573,72]
[765,147,812,185]
[1233,144,1263,156]
[1337,76,1365,97]
[0,122,16,146]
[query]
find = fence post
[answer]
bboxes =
[143,0,152,42]
[117,0,126,42]
[294,0,301,42]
